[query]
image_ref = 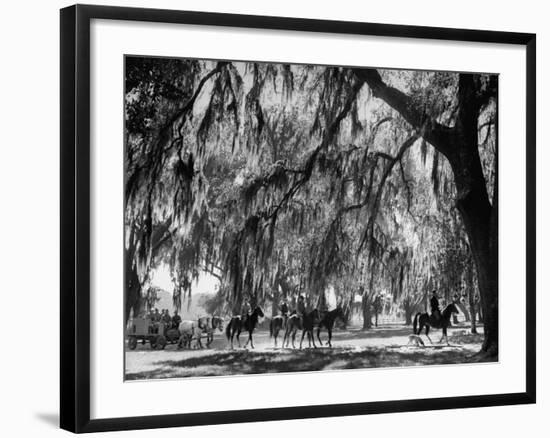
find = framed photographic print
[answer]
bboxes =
[60,4,536,433]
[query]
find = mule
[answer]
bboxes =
[197,316,224,347]
[413,303,460,345]
[225,306,264,349]
[177,320,200,349]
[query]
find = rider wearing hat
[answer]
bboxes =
[430,290,441,323]
[241,298,252,318]
[296,295,306,318]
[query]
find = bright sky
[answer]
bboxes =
[150,264,219,296]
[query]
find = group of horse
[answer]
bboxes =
[170,301,460,351]
[226,306,346,350]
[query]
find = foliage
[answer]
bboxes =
[123,57,496,331]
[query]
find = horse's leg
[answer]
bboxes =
[425,325,433,344]
[443,326,449,345]
[316,327,323,346]
[236,327,241,348]
[299,330,306,349]
[244,331,253,349]
[250,332,255,349]
[311,330,317,349]
[328,328,332,348]
[274,329,278,348]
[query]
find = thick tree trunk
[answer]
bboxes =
[452,207,497,353]
[404,306,413,325]
[362,295,372,330]
[453,169,497,354]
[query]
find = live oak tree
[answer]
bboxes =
[124,57,497,355]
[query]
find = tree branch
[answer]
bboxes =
[353,68,456,159]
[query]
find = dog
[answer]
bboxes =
[407,334,425,347]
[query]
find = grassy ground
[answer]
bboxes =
[125,324,493,380]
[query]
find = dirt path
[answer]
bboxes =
[125,324,490,380]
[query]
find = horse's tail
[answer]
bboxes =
[413,313,421,335]
[225,320,231,340]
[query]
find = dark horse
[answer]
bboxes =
[283,309,320,349]
[316,306,346,347]
[413,303,459,345]
[225,306,264,349]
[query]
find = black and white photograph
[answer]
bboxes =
[124,56,498,380]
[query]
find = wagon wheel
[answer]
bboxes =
[128,337,137,350]
[149,337,157,349]
[156,335,167,350]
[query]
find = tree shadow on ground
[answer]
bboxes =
[332,327,413,340]
[125,344,495,380]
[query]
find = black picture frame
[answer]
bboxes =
[60,4,536,433]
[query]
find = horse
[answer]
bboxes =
[283,309,320,349]
[177,319,201,349]
[269,314,289,348]
[225,306,264,349]
[316,306,346,347]
[197,316,224,347]
[413,302,460,345]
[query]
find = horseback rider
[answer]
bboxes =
[296,295,306,318]
[279,300,289,316]
[279,299,289,328]
[430,290,441,324]
[241,298,252,320]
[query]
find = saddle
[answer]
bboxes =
[430,310,442,327]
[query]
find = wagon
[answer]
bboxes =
[127,317,167,350]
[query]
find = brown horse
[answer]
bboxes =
[316,306,346,347]
[413,303,459,345]
[283,309,320,349]
[225,307,264,349]
[270,315,287,348]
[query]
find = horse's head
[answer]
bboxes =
[254,306,265,318]
[443,302,460,318]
